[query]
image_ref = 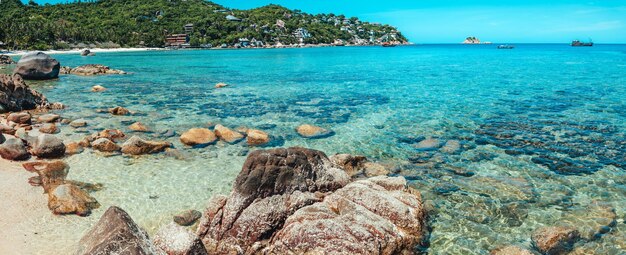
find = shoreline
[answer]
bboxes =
[3,47,165,57]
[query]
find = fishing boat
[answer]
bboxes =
[571,40,593,47]
[497,44,515,49]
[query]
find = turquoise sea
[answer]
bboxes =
[13,45,626,254]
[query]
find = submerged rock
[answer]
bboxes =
[37,113,60,123]
[0,137,30,160]
[39,123,59,134]
[108,106,130,115]
[129,122,150,132]
[48,184,99,216]
[330,153,368,177]
[415,137,442,151]
[560,202,617,240]
[69,119,87,128]
[13,52,60,80]
[121,136,171,155]
[296,124,334,139]
[70,64,126,76]
[214,124,244,144]
[154,223,207,255]
[91,138,121,152]
[246,129,270,146]
[180,128,216,146]
[214,82,228,89]
[77,206,158,255]
[531,226,579,255]
[490,246,534,255]
[30,134,66,158]
[173,209,202,226]
[1,74,54,112]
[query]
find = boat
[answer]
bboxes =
[497,44,515,49]
[571,40,593,47]
[382,42,396,47]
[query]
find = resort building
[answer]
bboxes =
[165,34,190,47]
[226,15,242,22]
[184,23,194,33]
[293,28,312,43]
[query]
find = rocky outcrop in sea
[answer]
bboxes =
[13,52,60,80]
[0,74,62,112]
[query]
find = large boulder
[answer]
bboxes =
[0,74,52,112]
[0,137,30,160]
[7,112,32,124]
[180,128,216,146]
[48,183,99,216]
[77,206,159,255]
[197,147,426,254]
[70,64,126,76]
[120,136,171,155]
[13,52,60,80]
[91,138,121,152]
[30,134,66,158]
[153,223,208,255]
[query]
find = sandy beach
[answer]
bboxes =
[2,48,164,57]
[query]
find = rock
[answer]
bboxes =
[70,64,126,76]
[196,147,357,254]
[173,210,202,226]
[560,202,617,240]
[180,128,216,146]
[236,126,249,134]
[214,83,228,89]
[153,223,208,255]
[120,136,171,155]
[80,49,91,56]
[296,124,333,139]
[246,129,270,146]
[0,133,4,144]
[330,153,368,177]
[415,137,442,151]
[490,246,535,255]
[0,74,53,112]
[77,206,158,255]
[48,184,99,216]
[91,85,106,92]
[65,142,84,155]
[69,119,87,128]
[0,123,16,135]
[363,162,390,177]
[30,134,66,158]
[213,124,244,144]
[531,226,579,255]
[0,55,15,65]
[0,137,30,160]
[97,129,127,142]
[7,112,32,124]
[165,148,187,160]
[129,122,150,132]
[59,66,71,74]
[22,160,68,193]
[37,113,60,123]
[91,138,121,152]
[108,106,130,115]
[39,123,59,134]
[441,140,461,154]
[13,52,60,80]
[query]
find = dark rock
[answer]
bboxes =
[0,74,52,112]
[0,137,30,160]
[330,153,368,177]
[173,209,202,226]
[80,49,91,56]
[30,134,65,158]
[13,52,60,80]
[77,206,158,255]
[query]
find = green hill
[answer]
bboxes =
[0,0,407,50]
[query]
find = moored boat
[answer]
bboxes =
[571,40,593,47]
[497,45,515,49]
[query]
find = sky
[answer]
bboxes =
[27,0,626,43]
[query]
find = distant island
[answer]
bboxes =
[0,0,408,50]
[462,36,491,44]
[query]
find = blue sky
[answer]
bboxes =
[27,0,626,43]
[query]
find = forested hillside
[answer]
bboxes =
[0,0,407,50]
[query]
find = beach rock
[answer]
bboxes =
[65,142,84,155]
[0,55,15,65]
[13,52,60,80]
[153,223,208,255]
[37,113,60,123]
[0,137,30,160]
[91,85,106,92]
[91,138,121,152]
[59,66,71,75]
[197,147,350,254]
[0,74,53,112]
[77,206,158,255]
[180,128,216,146]
[22,160,68,193]
[80,49,91,56]
[296,124,333,139]
[48,184,99,216]
[246,129,270,146]
[97,129,127,142]
[7,112,32,124]
[415,137,442,151]
[214,82,228,89]
[330,153,368,177]
[214,124,244,144]
[265,176,426,254]
[0,123,16,135]
[531,226,579,255]
[441,140,461,154]
[129,122,150,132]
[363,162,390,177]
[39,123,59,134]
[69,119,87,128]
[490,246,535,255]
[173,210,202,226]
[120,136,171,155]
[70,64,126,76]
[30,134,66,158]
[108,106,130,116]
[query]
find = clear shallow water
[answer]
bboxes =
[15,45,626,254]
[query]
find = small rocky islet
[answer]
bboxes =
[1,52,625,254]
